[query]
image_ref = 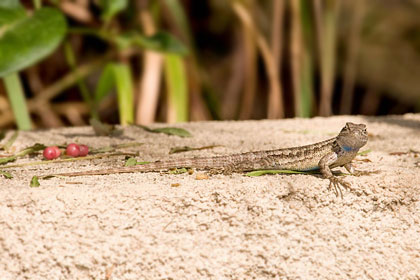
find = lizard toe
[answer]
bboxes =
[328,177,351,198]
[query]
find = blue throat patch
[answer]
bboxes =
[342,145,356,152]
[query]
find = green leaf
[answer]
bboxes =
[0,156,16,165]
[358,149,372,156]
[137,125,192,137]
[30,176,40,187]
[100,0,128,22]
[125,157,150,166]
[246,169,317,177]
[0,170,12,179]
[0,7,67,77]
[164,54,188,122]
[136,161,150,165]
[16,143,46,157]
[169,167,188,174]
[0,0,25,26]
[0,7,25,26]
[125,157,137,166]
[0,142,46,165]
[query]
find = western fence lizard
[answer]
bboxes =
[53,122,368,196]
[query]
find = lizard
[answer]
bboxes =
[51,122,368,197]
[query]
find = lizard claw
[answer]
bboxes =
[328,177,351,198]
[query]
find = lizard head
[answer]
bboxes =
[336,122,368,150]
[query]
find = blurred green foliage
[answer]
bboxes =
[0,0,419,130]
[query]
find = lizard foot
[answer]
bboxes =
[328,176,351,198]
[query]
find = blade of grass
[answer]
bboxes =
[3,73,32,130]
[169,145,219,154]
[222,30,244,119]
[0,55,108,128]
[112,63,134,125]
[164,54,188,122]
[233,1,284,119]
[299,0,315,117]
[94,63,115,106]
[269,0,286,118]
[161,0,211,122]
[339,0,364,115]
[136,8,163,124]
[316,0,341,116]
[232,1,257,120]
[289,0,303,117]
[246,169,319,177]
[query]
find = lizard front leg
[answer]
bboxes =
[344,163,374,176]
[318,152,351,198]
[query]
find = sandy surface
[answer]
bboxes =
[0,115,419,279]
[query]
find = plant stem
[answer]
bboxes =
[3,73,32,130]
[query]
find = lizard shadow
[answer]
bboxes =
[60,132,135,141]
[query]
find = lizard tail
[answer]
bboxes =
[52,156,230,177]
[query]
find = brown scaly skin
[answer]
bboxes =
[50,122,368,197]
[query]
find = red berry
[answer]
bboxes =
[52,146,61,157]
[78,145,89,156]
[43,146,60,160]
[66,143,80,157]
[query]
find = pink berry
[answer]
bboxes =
[78,145,89,156]
[43,146,60,160]
[52,146,61,157]
[66,143,80,157]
